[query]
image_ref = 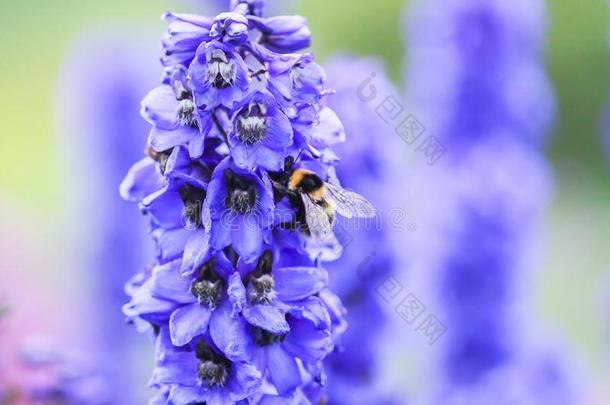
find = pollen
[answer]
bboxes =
[248,273,276,304]
[227,188,256,214]
[236,102,268,144]
[207,50,237,89]
[178,99,197,128]
[198,361,228,387]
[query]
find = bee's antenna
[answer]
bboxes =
[294,149,305,163]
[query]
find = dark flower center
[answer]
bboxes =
[236,103,267,144]
[196,341,230,387]
[224,170,257,214]
[180,184,206,229]
[248,250,276,304]
[191,259,223,308]
[207,50,237,89]
[227,189,256,214]
[191,280,222,308]
[254,327,285,347]
[173,80,197,128]
[198,361,228,387]
[249,274,275,304]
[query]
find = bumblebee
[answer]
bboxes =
[273,157,376,242]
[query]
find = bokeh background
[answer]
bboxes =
[1,0,609,402]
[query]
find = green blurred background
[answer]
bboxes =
[1,0,609,394]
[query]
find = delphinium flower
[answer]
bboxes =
[406,0,554,152]
[121,1,375,403]
[56,28,159,404]
[320,55,408,405]
[404,0,578,403]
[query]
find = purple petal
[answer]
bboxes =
[288,297,330,330]
[262,110,293,149]
[309,107,345,149]
[229,142,256,170]
[167,386,210,405]
[283,319,333,363]
[123,278,176,324]
[149,125,198,152]
[140,85,178,129]
[163,145,191,175]
[274,266,328,302]
[253,144,287,171]
[227,361,262,401]
[150,260,193,303]
[204,157,231,220]
[169,303,212,346]
[150,349,198,387]
[243,304,290,334]
[151,227,191,262]
[209,301,254,361]
[180,229,210,276]
[119,157,164,202]
[188,131,206,159]
[232,214,264,263]
[266,344,302,395]
[163,11,213,29]
[228,272,247,315]
[248,15,311,53]
[212,251,236,280]
[210,218,232,251]
[141,185,183,228]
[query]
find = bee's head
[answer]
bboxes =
[289,169,323,194]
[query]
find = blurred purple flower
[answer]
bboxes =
[404,0,577,403]
[18,338,110,405]
[406,0,554,152]
[56,27,159,404]
[322,55,408,405]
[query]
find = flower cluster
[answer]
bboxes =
[121,1,374,403]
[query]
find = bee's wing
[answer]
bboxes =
[301,194,333,240]
[324,182,376,218]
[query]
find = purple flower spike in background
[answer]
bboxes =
[405,0,580,404]
[122,1,376,402]
[321,55,409,405]
[56,27,159,404]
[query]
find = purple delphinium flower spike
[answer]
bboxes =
[321,55,408,405]
[406,0,554,153]
[405,0,578,403]
[122,1,375,402]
